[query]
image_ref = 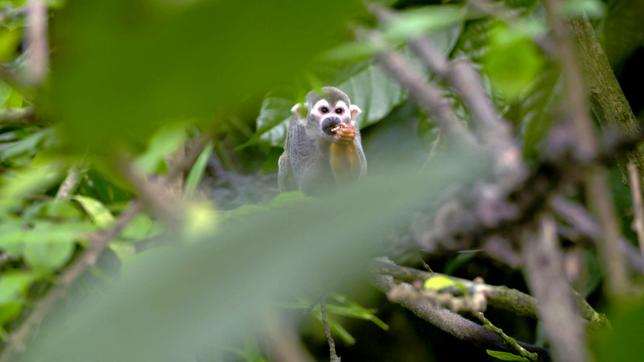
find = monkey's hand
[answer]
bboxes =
[331,123,357,143]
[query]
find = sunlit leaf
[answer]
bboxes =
[486,349,530,361]
[73,195,115,228]
[483,25,544,100]
[0,271,34,326]
[423,275,456,290]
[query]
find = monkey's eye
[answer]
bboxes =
[319,106,330,114]
[335,108,344,115]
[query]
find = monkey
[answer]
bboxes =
[278,87,367,194]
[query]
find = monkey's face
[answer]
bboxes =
[307,98,361,141]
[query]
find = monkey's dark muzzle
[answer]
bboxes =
[322,117,342,136]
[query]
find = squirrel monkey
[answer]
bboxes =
[278,87,367,194]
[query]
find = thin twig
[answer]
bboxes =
[320,300,340,362]
[475,312,538,362]
[25,0,49,84]
[55,166,82,200]
[355,28,475,143]
[551,196,644,274]
[627,161,644,256]
[370,4,523,183]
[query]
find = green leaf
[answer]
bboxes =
[109,241,137,264]
[510,67,560,158]
[486,350,530,361]
[184,142,213,197]
[253,97,293,148]
[0,27,22,62]
[119,213,162,240]
[21,221,94,272]
[134,124,187,175]
[0,271,33,304]
[73,195,115,228]
[0,219,26,256]
[592,299,644,362]
[483,25,544,100]
[43,199,84,220]
[0,161,61,214]
[423,275,456,290]
[561,0,604,18]
[339,63,406,129]
[51,0,362,153]
[382,6,464,44]
[0,271,34,326]
[24,237,75,272]
[0,129,53,162]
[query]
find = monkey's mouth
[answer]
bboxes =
[322,117,342,136]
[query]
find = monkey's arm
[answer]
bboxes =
[278,152,296,192]
[329,125,367,182]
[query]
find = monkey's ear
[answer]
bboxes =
[291,103,307,119]
[350,104,362,120]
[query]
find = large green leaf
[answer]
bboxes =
[48,0,362,152]
[21,148,489,362]
[254,21,462,147]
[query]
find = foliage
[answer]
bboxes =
[0,0,643,361]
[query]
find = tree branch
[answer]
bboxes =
[522,217,586,362]
[542,0,627,296]
[568,17,644,186]
[0,107,39,126]
[355,28,475,143]
[372,274,550,361]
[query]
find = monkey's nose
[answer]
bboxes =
[322,117,342,135]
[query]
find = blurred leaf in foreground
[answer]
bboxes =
[20,147,489,362]
[48,0,361,152]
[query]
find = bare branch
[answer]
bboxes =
[541,0,627,296]
[373,275,550,360]
[522,217,586,362]
[551,197,644,274]
[25,0,49,84]
[568,17,644,186]
[55,166,82,200]
[0,107,39,126]
[374,257,608,327]
[320,300,340,362]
